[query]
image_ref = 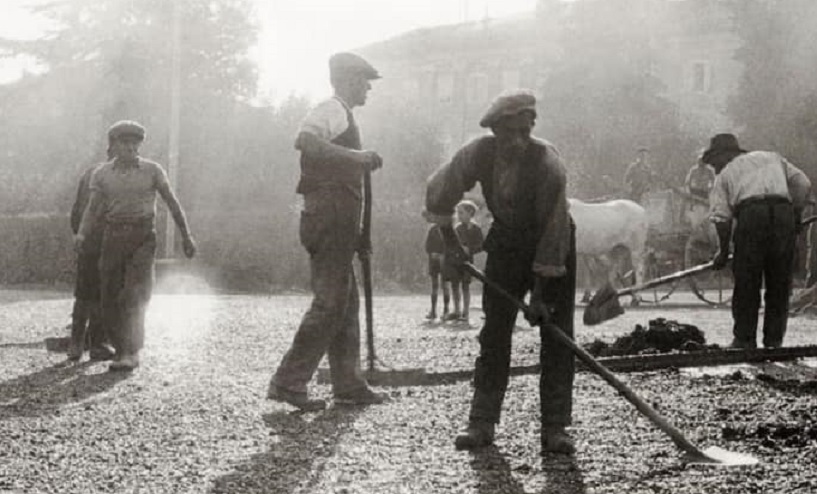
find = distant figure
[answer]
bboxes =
[67,157,113,362]
[623,147,654,203]
[423,222,449,320]
[75,120,197,371]
[267,52,388,411]
[706,133,811,349]
[444,200,484,323]
[684,154,716,201]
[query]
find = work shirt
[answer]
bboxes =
[684,164,716,197]
[709,151,811,223]
[455,222,484,262]
[299,96,355,142]
[70,164,103,235]
[79,157,170,236]
[426,136,571,277]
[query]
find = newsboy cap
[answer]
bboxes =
[107,120,146,141]
[479,89,537,128]
[701,133,746,167]
[329,52,381,80]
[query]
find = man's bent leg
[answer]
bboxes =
[273,249,354,394]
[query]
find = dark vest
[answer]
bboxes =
[296,101,363,196]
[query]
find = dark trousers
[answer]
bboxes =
[99,223,156,356]
[273,188,368,395]
[71,244,106,348]
[731,201,796,347]
[469,226,577,427]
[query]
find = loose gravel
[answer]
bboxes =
[1,284,816,493]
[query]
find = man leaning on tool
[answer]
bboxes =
[267,52,388,410]
[425,90,577,454]
[705,133,811,349]
[75,121,197,371]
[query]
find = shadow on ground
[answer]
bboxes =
[0,341,44,350]
[471,446,587,494]
[209,406,363,494]
[0,360,130,419]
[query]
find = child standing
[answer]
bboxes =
[444,200,484,322]
[424,222,450,320]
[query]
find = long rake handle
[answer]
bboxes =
[459,262,705,456]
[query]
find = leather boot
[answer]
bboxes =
[454,419,495,450]
[541,426,575,455]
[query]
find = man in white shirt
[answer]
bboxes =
[267,52,387,410]
[706,133,811,349]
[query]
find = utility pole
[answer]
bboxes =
[165,0,181,258]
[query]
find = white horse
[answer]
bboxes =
[569,198,649,304]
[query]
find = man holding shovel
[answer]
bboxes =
[425,90,577,454]
[268,52,387,410]
[705,133,811,349]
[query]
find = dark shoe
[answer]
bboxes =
[541,427,575,455]
[89,345,115,361]
[67,342,84,361]
[728,338,757,349]
[443,312,460,321]
[454,420,495,450]
[267,383,326,411]
[425,311,437,320]
[109,353,140,372]
[334,386,389,406]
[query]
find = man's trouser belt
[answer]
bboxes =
[105,218,154,230]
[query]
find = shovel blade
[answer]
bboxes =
[583,283,624,326]
[682,446,759,467]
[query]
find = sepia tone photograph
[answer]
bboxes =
[1,0,816,492]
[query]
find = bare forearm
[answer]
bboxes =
[159,186,192,237]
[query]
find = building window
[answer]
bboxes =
[436,72,454,104]
[691,61,713,93]
[467,72,488,105]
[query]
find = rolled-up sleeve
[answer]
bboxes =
[709,173,733,223]
[784,158,812,210]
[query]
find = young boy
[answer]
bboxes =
[424,222,449,320]
[444,200,484,322]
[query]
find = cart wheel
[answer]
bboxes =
[685,236,732,306]
[638,249,679,304]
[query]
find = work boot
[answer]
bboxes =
[425,310,437,320]
[334,386,389,406]
[109,352,140,372]
[541,426,575,455]
[454,420,495,450]
[728,338,757,349]
[89,345,115,361]
[67,341,84,361]
[267,382,327,411]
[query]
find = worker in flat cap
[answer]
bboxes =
[426,89,577,454]
[705,133,811,349]
[75,120,197,371]
[267,52,387,410]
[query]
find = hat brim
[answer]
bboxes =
[701,147,745,166]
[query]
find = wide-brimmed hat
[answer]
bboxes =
[701,133,746,167]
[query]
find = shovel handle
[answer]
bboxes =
[457,260,706,457]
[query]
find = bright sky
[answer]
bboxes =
[0,0,537,102]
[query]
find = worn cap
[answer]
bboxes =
[329,52,381,80]
[701,133,746,167]
[107,120,146,141]
[479,89,537,128]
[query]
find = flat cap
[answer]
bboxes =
[479,89,537,128]
[107,120,146,141]
[329,52,381,80]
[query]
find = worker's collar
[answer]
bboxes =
[333,95,352,112]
